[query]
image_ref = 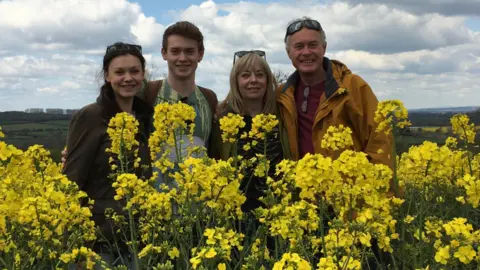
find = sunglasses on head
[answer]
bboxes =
[233,50,266,64]
[284,19,322,42]
[106,43,142,54]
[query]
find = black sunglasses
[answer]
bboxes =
[233,50,266,64]
[284,19,322,42]
[106,43,142,54]
[301,86,310,113]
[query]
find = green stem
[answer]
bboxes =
[173,129,182,164]
[349,193,353,222]
[417,185,426,269]
[360,244,368,268]
[318,198,328,258]
[34,167,50,268]
[233,143,238,177]
[392,124,399,197]
[127,197,140,269]
[390,253,398,270]
[467,151,473,176]
[341,230,358,270]
[460,125,473,175]
[119,122,127,172]
[0,257,7,269]
[263,135,267,177]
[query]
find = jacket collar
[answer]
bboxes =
[281,56,339,99]
[96,88,153,122]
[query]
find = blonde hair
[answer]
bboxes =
[219,53,278,116]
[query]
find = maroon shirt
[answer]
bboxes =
[294,80,325,158]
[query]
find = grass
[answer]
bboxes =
[42,120,70,126]
[2,121,69,131]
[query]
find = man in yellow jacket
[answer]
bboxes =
[278,16,395,268]
[277,16,392,167]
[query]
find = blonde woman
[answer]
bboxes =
[212,51,290,214]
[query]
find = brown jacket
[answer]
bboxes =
[276,57,393,167]
[63,89,153,241]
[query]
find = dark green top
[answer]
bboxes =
[210,108,291,213]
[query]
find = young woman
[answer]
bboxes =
[63,42,153,268]
[212,51,290,214]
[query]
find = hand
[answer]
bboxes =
[61,148,68,167]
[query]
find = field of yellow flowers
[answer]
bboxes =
[0,100,479,270]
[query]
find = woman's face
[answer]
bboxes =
[105,54,144,99]
[237,62,267,101]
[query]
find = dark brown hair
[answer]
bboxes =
[162,21,205,52]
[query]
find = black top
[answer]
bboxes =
[237,115,283,213]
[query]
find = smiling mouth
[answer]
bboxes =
[301,60,314,64]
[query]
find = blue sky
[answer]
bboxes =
[466,17,480,31]
[0,0,479,111]
[138,0,277,24]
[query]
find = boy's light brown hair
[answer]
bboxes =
[162,21,205,52]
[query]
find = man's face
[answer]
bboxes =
[286,28,326,76]
[162,35,204,80]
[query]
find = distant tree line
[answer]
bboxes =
[409,110,480,127]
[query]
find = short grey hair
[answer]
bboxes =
[284,16,326,50]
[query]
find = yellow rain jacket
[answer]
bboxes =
[276,57,393,168]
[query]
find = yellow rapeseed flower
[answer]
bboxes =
[1,143,97,268]
[272,252,312,270]
[168,247,180,259]
[435,245,450,265]
[454,245,476,264]
[374,100,411,134]
[320,124,354,151]
[249,114,279,140]
[456,174,480,208]
[106,112,140,171]
[148,102,196,165]
[106,112,139,155]
[451,114,476,144]
[173,157,246,217]
[219,113,246,143]
[445,137,458,149]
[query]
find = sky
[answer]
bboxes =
[1,0,479,112]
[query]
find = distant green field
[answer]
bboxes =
[1,119,70,162]
[2,120,70,131]
[42,120,70,126]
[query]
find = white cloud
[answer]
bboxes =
[130,14,166,50]
[329,41,480,74]
[344,0,480,16]
[0,0,164,53]
[0,54,98,79]
[37,87,59,93]
[37,80,81,93]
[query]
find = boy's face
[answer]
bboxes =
[162,35,204,81]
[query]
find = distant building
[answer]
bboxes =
[65,109,80,115]
[25,108,45,113]
[24,108,80,114]
[45,108,64,114]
